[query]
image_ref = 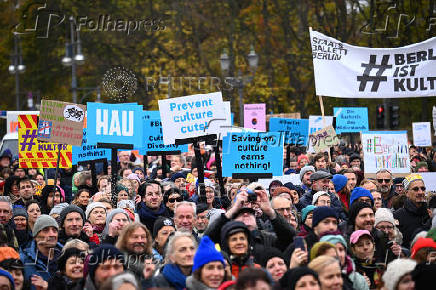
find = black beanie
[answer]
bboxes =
[59,205,85,228]
[278,267,319,290]
[259,247,288,268]
[348,201,373,227]
[87,244,125,282]
[153,216,175,238]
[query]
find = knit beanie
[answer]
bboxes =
[411,237,436,258]
[32,214,59,237]
[59,205,85,227]
[85,202,106,220]
[348,202,373,227]
[0,247,20,262]
[403,174,423,190]
[102,208,131,237]
[426,228,436,242]
[375,208,396,227]
[170,172,185,182]
[349,187,373,206]
[87,244,125,282]
[12,207,28,220]
[153,217,175,238]
[332,174,347,192]
[115,184,130,196]
[312,191,329,205]
[300,166,315,181]
[312,206,338,228]
[57,247,84,273]
[278,267,319,290]
[0,269,14,290]
[259,247,288,268]
[310,241,335,261]
[382,259,416,290]
[49,202,69,216]
[320,235,347,250]
[301,205,316,223]
[192,236,225,272]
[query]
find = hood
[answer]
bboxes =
[220,221,251,254]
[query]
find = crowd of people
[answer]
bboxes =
[0,143,434,290]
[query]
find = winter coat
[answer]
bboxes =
[137,202,171,232]
[58,229,94,247]
[48,272,81,290]
[0,220,19,251]
[186,276,216,290]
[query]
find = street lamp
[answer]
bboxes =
[220,46,258,125]
[62,16,85,104]
[8,33,26,110]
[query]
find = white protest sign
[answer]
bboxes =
[308,115,333,152]
[412,122,432,147]
[362,131,410,174]
[159,92,225,145]
[204,101,232,140]
[420,172,436,191]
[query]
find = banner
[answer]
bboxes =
[269,117,309,145]
[362,131,410,174]
[244,104,266,131]
[308,115,333,152]
[18,115,72,168]
[158,92,225,145]
[412,122,432,147]
[222,132,284,177]
[309,125,339,153]
[334,107,369,134]
[310,29,436,98]
[37,100,85,146]
[86,102,143,147]
[72,129,112,165]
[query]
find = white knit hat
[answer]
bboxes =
[312,191,329,205]
[85,202,107,219]
[382,259,416,290]
[375,208,396,226]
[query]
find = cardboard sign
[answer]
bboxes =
[86,102,143,147]
[72,129,112,164]
[308,115,333,152]
[222,132,284,177]
[244,103,266,131]
[362,131,410,174]
[269,118,309,145]
[412,122,432,147]
[158,92,225,145]
[37,100,85,146]
[309,125,339,153]
[18,115,72,168]
[333,107,369,134]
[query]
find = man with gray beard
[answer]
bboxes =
[375,169,396,208]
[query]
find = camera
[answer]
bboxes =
[246,189,257,202]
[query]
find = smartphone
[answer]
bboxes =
[294,236,306,251]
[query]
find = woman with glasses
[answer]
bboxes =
[164,188,184,217]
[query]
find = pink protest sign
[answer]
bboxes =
[244,103,266,131]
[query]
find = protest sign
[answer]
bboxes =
[244,104,266,131]
[333,107,369,134]
[204,101,232,140]
[37,100,85,146]
[308,115,333,152]
[433,106,436,136]
[310,29,436,98]
[309,125,339,153]
[158,92,225,145]
[222,132,283,177]
[6,111,39,134]
[362,131,410,174]
[18,115,72,168]
[269,117,309,145]
[266,113,301,122]
[420,172,436,191]
[72,129,112,165]
[86,102,143,147]
[412,122,432,146]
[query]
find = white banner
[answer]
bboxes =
[412,122,432,147]
[310,29,436,98]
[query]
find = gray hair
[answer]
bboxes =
[165,231,197,264]
[100,271,138,290]
[174,201,196,217]
[0,196,12,211]
[376,169,393,179]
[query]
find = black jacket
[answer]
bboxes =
[394,200,431,248]
[48,272,81,290]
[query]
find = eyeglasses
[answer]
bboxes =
[275,207,291,213]
[377,225,394,231]
[168,196,183,203]
[410,186,426,192]
[377,179,391,184]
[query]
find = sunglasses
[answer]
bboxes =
[377,179,391,184]
[410,186,426,192]
[168,196,183,203]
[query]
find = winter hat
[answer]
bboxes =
[350,230,373,245]
[320,235,347,249]
[0,269,14,290]
[310,241,336,261]
[312,191,330,205]
[278,267,319,290]
[57,247,84,273]
[382,259,417,290]
[87,244,125,282]
[85,202,106,219]
[192,236,225,272]
[126,173,140,183]
[312,206,338,228]
[411,237,436,258]
[349,187,373,206]
[272,186,292,198]
[12,207,28,220]
[153,217,175,238]
[393,177,405,185]
[297,154,309,164]
[0,247,20,262]
[117,199,135,210]
[259,247,288,268]
[115,184,130,196]
[300,166,315,181]
[59,205,85,227]
[220,221,251,253]
[375,208,396,227]
[426,228,436,242]
[301,205,316,223]
[49,202,69,216]
[332,174,347,192]
[403,174,424,190]
[102,208,131,237]
[170,172,185,182]
[348,202,373,227]
[32,214,59,237]
[310,171,332,181]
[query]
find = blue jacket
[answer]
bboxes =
[20,240,63,285]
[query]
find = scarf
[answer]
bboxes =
[162,264,188,290]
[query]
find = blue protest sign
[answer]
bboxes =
[269,118,309,145]
[86,102,143,147]
[143,110,160,120]
[138,118,188,154]
[72,129,111,164]
[334,107,369,134]
[222,132,284,177]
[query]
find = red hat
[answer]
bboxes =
[411,237,436,258]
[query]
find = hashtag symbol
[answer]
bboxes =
[357,55,392,92]
[366,138,372,152]
[20,129,37,151]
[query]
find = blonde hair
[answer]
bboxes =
[308,255,340,274]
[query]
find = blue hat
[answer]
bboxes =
[332,174,347,192]
[312,206,338,228]
[0,269,14,290]
[320,234,347,250]
[301,205,316,223]
[192,236,225,272]
[170,172,185,182]
[350,187,373,206]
